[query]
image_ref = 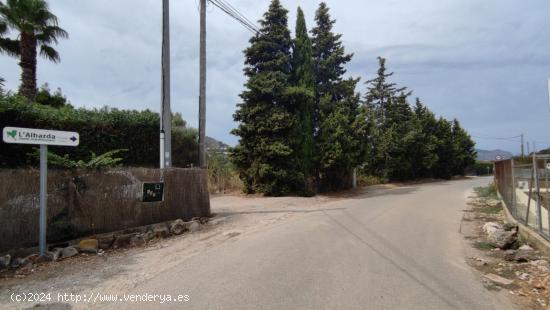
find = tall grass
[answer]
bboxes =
[474,183,499,199]
[207,152,243,194]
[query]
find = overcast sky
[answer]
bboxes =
[1,0,550,154]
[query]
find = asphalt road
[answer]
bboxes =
[115,177,515,310]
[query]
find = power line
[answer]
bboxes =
[471,135,521,142]
[209,0,258,33]
[217,0,258,31]
[208,0,259,34]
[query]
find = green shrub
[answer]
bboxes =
[472,161,493,176]
[207,152,243,193]
[357,173,384,186]
[0,95,198,168]
[35,83,70,108]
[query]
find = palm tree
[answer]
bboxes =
[0,0,67,101]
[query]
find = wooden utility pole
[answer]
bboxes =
[198,0,207,168]
[160,0,172,168]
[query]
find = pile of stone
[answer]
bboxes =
[0,218,205,271]
[482,222,518,249]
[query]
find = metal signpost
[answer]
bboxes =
[2,127,79,257]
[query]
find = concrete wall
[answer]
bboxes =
[0,168,210,253]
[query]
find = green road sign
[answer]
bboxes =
[142,182,164,202]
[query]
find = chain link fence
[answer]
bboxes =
[494,155,550,241]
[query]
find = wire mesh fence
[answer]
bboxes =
[494,155,550,240]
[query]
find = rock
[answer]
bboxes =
[518,244,533,251]
[79,239,99,253]
[0,254,10,269]
[192,217,209,224]
[60,247,79,259]
[113,233,135,249]
[486,199,501,207]
[530,260,550,273]
[39,250,60,262]
[10,256,33,268]
[24,254,39,264]
[483,222,517,249]
[151,223,170,238]
[143,230,155,242]
[483,222,503,235]
[129,234,146,247]
[170,219,187,235]
[518,273,530,280]
[97,235,115,250]
[503,250,516,261]
[484,273,514,286]
[185,221,200,233]
[514,245,535,262]
[530,259,549,267]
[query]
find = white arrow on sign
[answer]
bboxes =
[2,127,79,146]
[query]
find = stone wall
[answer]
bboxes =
[0,168,210,253]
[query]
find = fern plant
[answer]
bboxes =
[28,148,127,169]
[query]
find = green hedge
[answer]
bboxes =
[472,161,493,176]
[0,95,198,168]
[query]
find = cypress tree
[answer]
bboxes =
[290,7,315,193]
[311,2,366,191]
[231,0,302,196]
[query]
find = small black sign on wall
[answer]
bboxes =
[142,182,164,202]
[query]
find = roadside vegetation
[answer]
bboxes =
[207,152,243,194]
[464,184,550,309]
[474,183,499,200]
[231,0,476,196]
[0,94,199,168]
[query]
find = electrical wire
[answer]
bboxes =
[217,0,258,31]
[208,0,259,34]
[470,133,522,142]
[209,0,257,33]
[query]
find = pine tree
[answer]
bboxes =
[363,57,411,178]
[231,0,302,196]
[364,57,409,126]
[311,2,366,191]
[290,7,315,193]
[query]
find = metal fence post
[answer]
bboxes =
[546,158,550,238]
[511,159,516,217]
[39,144,48,257]
[533,152,543,233]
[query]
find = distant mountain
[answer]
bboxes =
[476,149,513,161]
[205,136,230,151]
